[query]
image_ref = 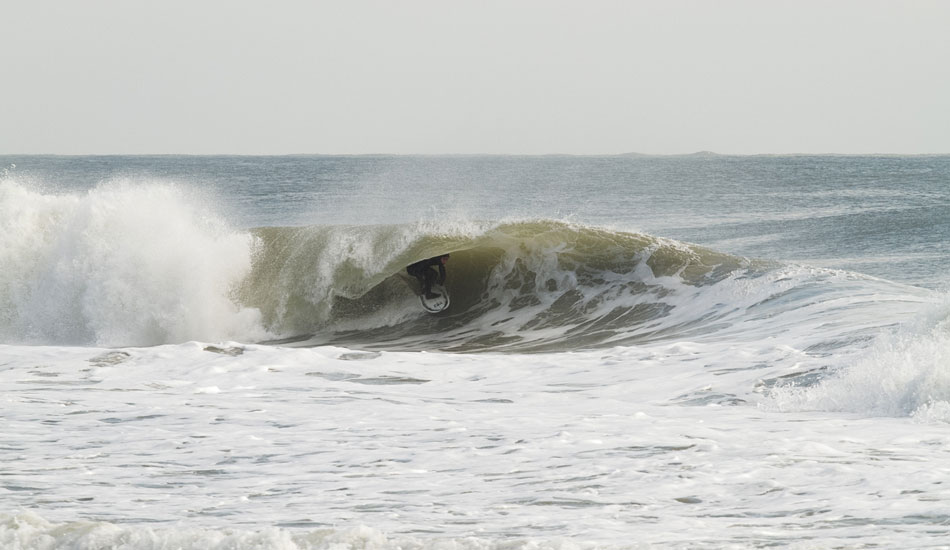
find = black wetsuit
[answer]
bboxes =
[406,256,446,298]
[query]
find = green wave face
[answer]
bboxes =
[237,220,754,352]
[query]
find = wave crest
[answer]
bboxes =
[4,181,919,353]
[0,180,264,346]
[240,219,756,351]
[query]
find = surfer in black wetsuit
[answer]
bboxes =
[406,254,449,300]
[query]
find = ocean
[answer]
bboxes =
[1,154,949,549]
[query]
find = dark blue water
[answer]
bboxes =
[3,154,948,289]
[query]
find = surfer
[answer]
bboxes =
[407,254,449,300]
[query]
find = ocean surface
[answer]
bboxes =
[2,154,949,549]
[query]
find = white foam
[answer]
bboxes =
[3,338,949,548]
[0,180,267,346]
[768,297,950,421]
[0,512,594,550]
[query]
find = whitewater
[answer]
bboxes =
[2,155,949,549]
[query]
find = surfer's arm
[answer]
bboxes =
[438,263,446,284]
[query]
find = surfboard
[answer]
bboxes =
[420,284,450,313]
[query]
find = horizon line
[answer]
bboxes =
[2,151,949,158]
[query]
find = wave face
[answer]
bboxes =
[1,179,925,352]
[240,218,759,351]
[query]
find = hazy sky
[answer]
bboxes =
[3,1,948,155]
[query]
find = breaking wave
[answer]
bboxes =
[240,217,765,352]
[0,180,929,353]
[0,179,264,346]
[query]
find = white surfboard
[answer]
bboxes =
[420,284,450,313]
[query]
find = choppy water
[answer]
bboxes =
[1,155,949,549]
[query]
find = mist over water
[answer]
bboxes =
[8,154,948,288]
[0,179,264,346]
[1,155,949,549]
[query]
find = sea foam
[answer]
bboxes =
[0,180,266,346]
[768,296,950,421]
[2,512,589,550]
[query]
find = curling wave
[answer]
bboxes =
[1,179,927,352]
[242,219,767,351]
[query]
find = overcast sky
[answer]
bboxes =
[2,1,948,155]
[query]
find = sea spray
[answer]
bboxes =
[0,180,265,346]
